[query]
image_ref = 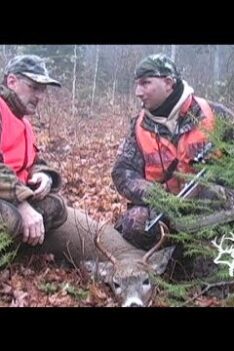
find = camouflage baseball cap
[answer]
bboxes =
[135,53,180,80]
[4,55,61,87]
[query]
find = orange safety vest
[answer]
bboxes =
[135,96,215,194]
[0,97,37,183]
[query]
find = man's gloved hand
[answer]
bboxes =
[28,172,52,200]
[17,201,45,246]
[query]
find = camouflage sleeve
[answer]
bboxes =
[208,100,234,141]
[0,152,62,205]
[208,100,234,119]
[0,162,34,205]
[0,158,62,205]
[111,117,153,205]
[29,153,62,192]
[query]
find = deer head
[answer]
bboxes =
[84,222,175,307]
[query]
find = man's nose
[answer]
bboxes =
[35,90,46,100]
[135,85,143,97]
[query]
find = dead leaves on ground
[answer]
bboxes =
[37,115,128,223]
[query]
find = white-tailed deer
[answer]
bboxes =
[43,207,175,307]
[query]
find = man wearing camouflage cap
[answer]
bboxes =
[112,53,234,250]
[0,54,67,250]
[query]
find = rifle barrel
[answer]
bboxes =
[145,167,207,232]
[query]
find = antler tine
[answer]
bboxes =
[212,234,227,250]
[225,232,234,242]
[142,221,169,264]
[94,227,117,265]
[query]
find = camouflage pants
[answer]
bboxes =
[114,205,164,250]
[0,193,68,239]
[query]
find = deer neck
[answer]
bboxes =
[99,222,146,260]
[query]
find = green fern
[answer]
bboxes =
[0,224,17,268]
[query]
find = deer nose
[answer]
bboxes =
[130,303,143,307]
[122,297,144,307]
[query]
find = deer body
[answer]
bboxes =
[44,207,174,307]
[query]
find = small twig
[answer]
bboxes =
[179,280,234,307]
[63,241,82,280]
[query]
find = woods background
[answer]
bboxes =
[1,45,234,117]
[0,45,233,307]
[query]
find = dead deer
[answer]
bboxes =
[87,220,174,307]
[42,207,175,307]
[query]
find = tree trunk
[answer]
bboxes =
[72,45,77,120]
[111,53,119,106]
[91,45,100,114]
[214,45,220,83]
[171,45,177,62]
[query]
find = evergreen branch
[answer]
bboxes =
[171,208,234,233]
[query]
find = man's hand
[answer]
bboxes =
[17,201,45,246]
[28,172,52,200]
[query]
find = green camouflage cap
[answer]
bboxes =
[135,53,180,80]
[4,55,61,87]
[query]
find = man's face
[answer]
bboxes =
[135,76,174,111]
[6,73,47,115]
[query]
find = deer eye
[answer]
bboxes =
[114,282,120,290]
[143,278,150,286]
[112,279,121,293]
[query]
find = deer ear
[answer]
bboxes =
[149,246,176,275]
[82,260,114,282]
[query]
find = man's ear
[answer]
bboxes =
[82,260,114,283]
[148,246,176,275]
[6,73,18,89]
[164,76,176,91]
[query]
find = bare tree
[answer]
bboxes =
[111,46,121,106]
[171,45,177,62]
[214,45,220,83]
[72,45,77,120]
[91,45,100,114]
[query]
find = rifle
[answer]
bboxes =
[145,142,213,232]
[145,167,207,231]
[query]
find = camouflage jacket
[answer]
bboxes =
[0,85,62,205]
[111,97,234,206]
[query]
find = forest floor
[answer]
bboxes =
[0,112,229,307]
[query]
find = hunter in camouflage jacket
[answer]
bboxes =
[112,99,234,250]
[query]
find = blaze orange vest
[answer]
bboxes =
[0,97,37,183]
[135,96,215,194]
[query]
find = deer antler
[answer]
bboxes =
[212,233,234,276]
[212,234,234,258]
[94,225,117,265]
[142,221,169,264]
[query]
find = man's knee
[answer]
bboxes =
[29,194,68,231]
[115,205,161,250]
[0,200,22,237]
